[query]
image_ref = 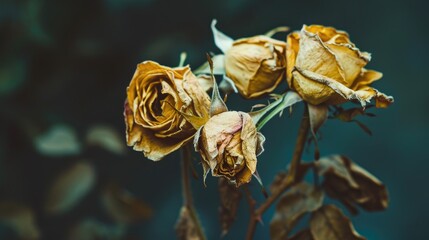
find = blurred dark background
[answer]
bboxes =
[0,0,428,239]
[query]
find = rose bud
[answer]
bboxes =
[194,111,265,187]
[124,61,210,161]
[224,36,287,99]
[286,25,393,107]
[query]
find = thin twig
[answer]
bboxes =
[245,107,310,240]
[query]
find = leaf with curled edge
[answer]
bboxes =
[315,155,388,215]
[101,183,152,224]
[175,206,203,240]
[0,202,40,239]
[331,106,374,136]
[45,161,96,215]
[310,205,365,240]
[270,182,324,240]
[218,177,242,237]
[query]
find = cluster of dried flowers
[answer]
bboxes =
[124,20,393,239]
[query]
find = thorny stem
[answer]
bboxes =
[245,108,310,240]
[180,144,206,240]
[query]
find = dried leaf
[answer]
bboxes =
[101,184,152,224]
[270,183,324,240]
[86,125,125,155]
[308,104,328,136]
[310,205,365,240]
[175,206,203,240]
[211,19,233,53]
[288,229,314,240]
[0,202,40,239]
[45,161,96,214]
[334,107,367,122]
[194,54,225,75]
[218,177,242,237]
[315,155,388,213]
[34,124,81,156]
[207,54,228,117]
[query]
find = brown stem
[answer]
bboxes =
[180,144,206,240]
[181,144,193,207]
[245,107,310,240]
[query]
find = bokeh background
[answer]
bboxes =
[1,0,428,239]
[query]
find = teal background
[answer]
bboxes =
[0,0,427,239]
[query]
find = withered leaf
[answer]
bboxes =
[308,104,328,136]
[270,182,324,240]
[288,229,314,240]
[86,125,125,155]
[0,202,40,239]
[101,183,152,224]
[218,177,242,237]
[315,155,388,214]
[45,161,96,214]
[175,206,203,240]
[34,124,81,157]
[310,205,365,240]
[334,107,367,122]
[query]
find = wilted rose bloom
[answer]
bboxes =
[224,36,286,99]
[194,111,265,186]
[124,61,210,161]
[286,25,393,107]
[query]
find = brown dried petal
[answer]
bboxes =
[270,183,324,240]
[310,205,365,240]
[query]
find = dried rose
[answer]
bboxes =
[224,36,287,99]
[194,111,265,186]
[286,25,393,107]
[124,61,210,161]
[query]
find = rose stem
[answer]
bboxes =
[181,143,207,240]
[245,107,310,240]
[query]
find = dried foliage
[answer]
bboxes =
[310,205,365,240]
[175,206,203,240]
[45,161,96,214]
[101,183,152,224]
[315,155,388,214]
[0,202,39,239]
[218,177,242,236]
[270,183,324,240]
